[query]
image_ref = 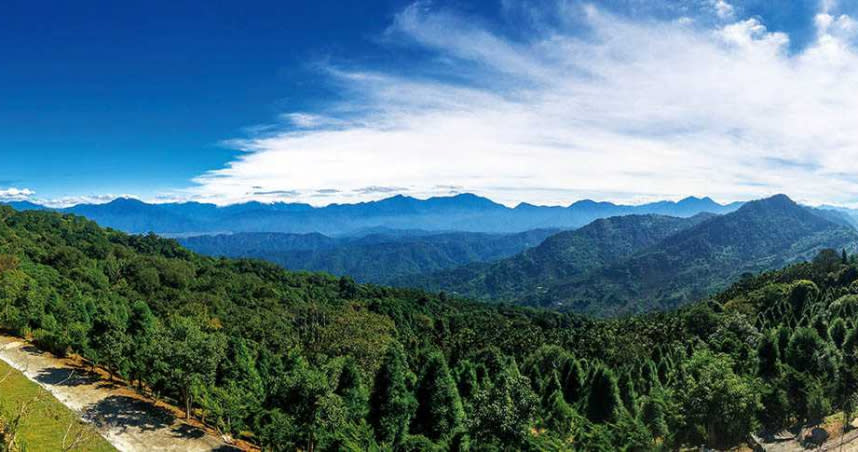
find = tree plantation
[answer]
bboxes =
[3,206,858,450]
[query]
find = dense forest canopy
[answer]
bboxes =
[405,213,712,305]
[178,229,557,285]
[2,206,858,450]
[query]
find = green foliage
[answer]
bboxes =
[181,229,557,285]
[369,342,416,447]
[585,366,622,424]
[413,352,465,441]
[640,393,668,439]
[757,332,781,378]
[415,213,709,304]
[674,350,760,448]
[469,362,538,447]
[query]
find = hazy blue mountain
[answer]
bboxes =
[417,195,858,317]
[179,228,558,283]
[816,206,858,229]
[3,200,49,211]
[3,193,742,235]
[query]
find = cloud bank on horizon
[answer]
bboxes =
[4,0,858,208]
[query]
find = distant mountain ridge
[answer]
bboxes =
[2,193,743,235]
[411,195,858,316]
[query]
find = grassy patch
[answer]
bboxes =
[0,359,115,451]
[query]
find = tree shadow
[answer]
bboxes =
[20,345,46,355]
[171,423,205,439]
[33,366,100,387]
[171,424,243,450]
[84,395,175,432]
[802,426,829,447]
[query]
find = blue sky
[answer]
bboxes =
[2,0,858,207]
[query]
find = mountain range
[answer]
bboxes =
[409,195,858,316]
[3,193,743,235]
[6,193,857,317]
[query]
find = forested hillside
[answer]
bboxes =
[543,195,858,315]
[407,213,712,303]
[5,206,858,450]
[421,195,858,316]
[178,229,557,284]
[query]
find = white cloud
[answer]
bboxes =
[187,1,858,207]
[35,194,140,208]
[712,0,735,20]
[0,188,35,201]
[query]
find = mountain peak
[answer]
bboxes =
[569,199,618,209]
[677,196,716,205]
[104,197,147,207]
[422,193,505,210]
[738,194,797,212]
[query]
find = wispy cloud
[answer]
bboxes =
[186,0,858,207]
[0,187,35,201]
[35,194,139,208]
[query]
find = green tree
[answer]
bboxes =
[675,350,759,448]
[283,356,345,452]
[544,372,575,436]
[335,358,369,423]
[127,300,159,391]
[585,366,622,424]
[369,342,416,447]
[757,332,781,379]
[89,301,130,380]
[561,358,585,405]
[758,381,791,431]
[453,360,479,404]
[640,393,668,439]
[788,280,819,319]
[470,362,538,446]
[829,318,848,348]
[787,328,834,377]
[413,352,465,441]
[618,372,638,416]
[162,316,226,421]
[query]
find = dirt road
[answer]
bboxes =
[755,426,858,451]
[0,334,242,452]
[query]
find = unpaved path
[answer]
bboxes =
[0,334,242,452]
[756,425,858,451]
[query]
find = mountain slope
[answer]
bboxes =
[414,195,858,316]
[407,213,714,299]
[179,229,558,283]
[539,195,858,315]
[3,193,741,235]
